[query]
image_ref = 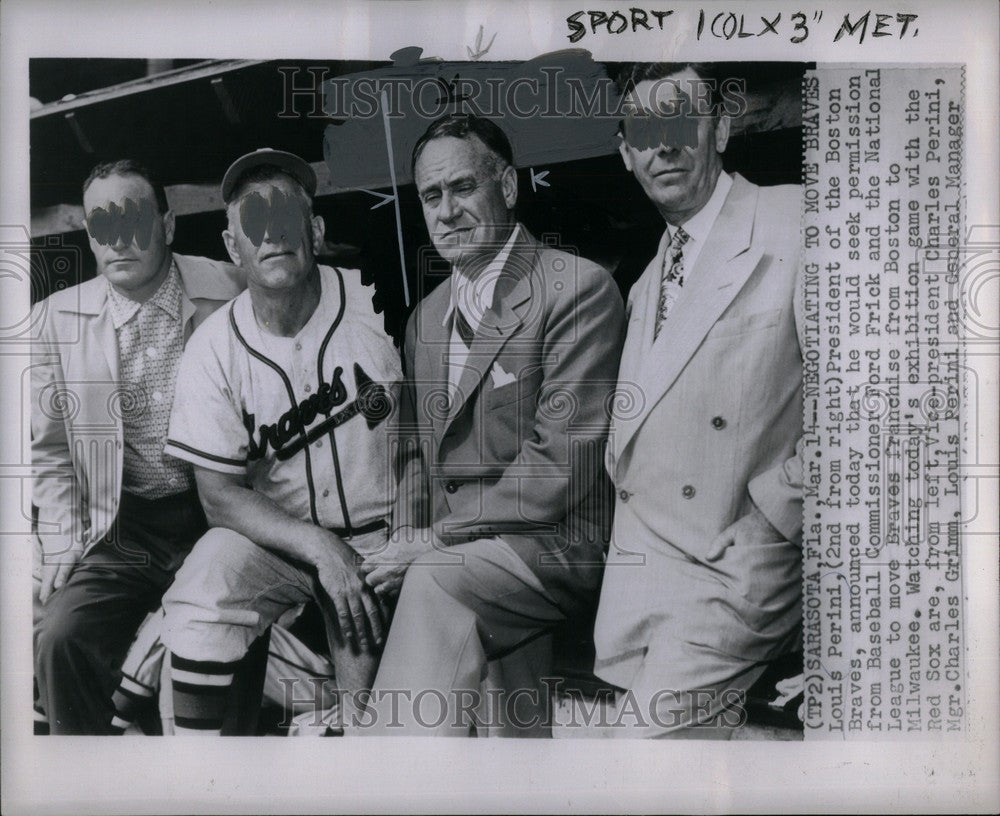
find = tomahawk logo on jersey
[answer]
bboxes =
[242,361,389,463]
[164,264,402,534]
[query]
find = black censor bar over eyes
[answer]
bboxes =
[622,103,701,151]
[239,187,309,249]
[86,197,157,249]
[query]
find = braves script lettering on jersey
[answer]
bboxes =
[164,265,402,533]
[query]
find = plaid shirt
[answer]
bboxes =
[106,261,194,498]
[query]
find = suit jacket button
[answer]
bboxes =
[445,480,458,494]
[681,485,696,499]
[618,489,630,502]
[711,416,726,430]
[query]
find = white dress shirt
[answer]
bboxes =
[441,224,521,396]
[659,170,733,285]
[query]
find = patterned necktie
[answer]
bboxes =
[653,226,690,341]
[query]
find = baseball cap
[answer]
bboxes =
[221,148,318,203]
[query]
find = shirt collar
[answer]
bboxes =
[106,258,181,329]
[106,281,141,329]
[442,223,521,327]
[666,171,732,247]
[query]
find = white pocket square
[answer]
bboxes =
[489,361,517,388]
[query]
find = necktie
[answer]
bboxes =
[453,304,475,348]
[653,226,689,341]
[446,304,476,406]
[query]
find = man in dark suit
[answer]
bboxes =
[361,114,625,735]
[594,63,805,737]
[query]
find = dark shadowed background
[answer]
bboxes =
[29,57,808,344]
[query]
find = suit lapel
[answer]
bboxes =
[54,264,210,420]
[638,233,668,351]
[619,235,666,386]
[613,175,762,466]
[608,248,661,465]
[442,235,537,436]
[96,310,120,383]
[181,290,197,337]
[415,287,453,447]
[66,276,119,382]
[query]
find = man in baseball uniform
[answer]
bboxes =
[158,149,402,735]
[32,159,244,734]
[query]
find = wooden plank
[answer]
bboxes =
[31,204,85,237]
[30,60,267,120]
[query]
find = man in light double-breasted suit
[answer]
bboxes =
[593,63,804,737]
[361,114,625,735]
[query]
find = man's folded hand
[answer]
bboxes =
[360,526,438,598]
[313,534,384,652]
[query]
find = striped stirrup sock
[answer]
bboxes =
[170,653,237,735]
[110,673,157,734]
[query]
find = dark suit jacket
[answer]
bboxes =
[393,227,626,603]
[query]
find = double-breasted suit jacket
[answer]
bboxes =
[594,174,805,693]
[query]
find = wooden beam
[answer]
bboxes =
[30,60,267,120]
[31,204,85,237]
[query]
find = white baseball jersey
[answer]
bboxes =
[165,265,402,534]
